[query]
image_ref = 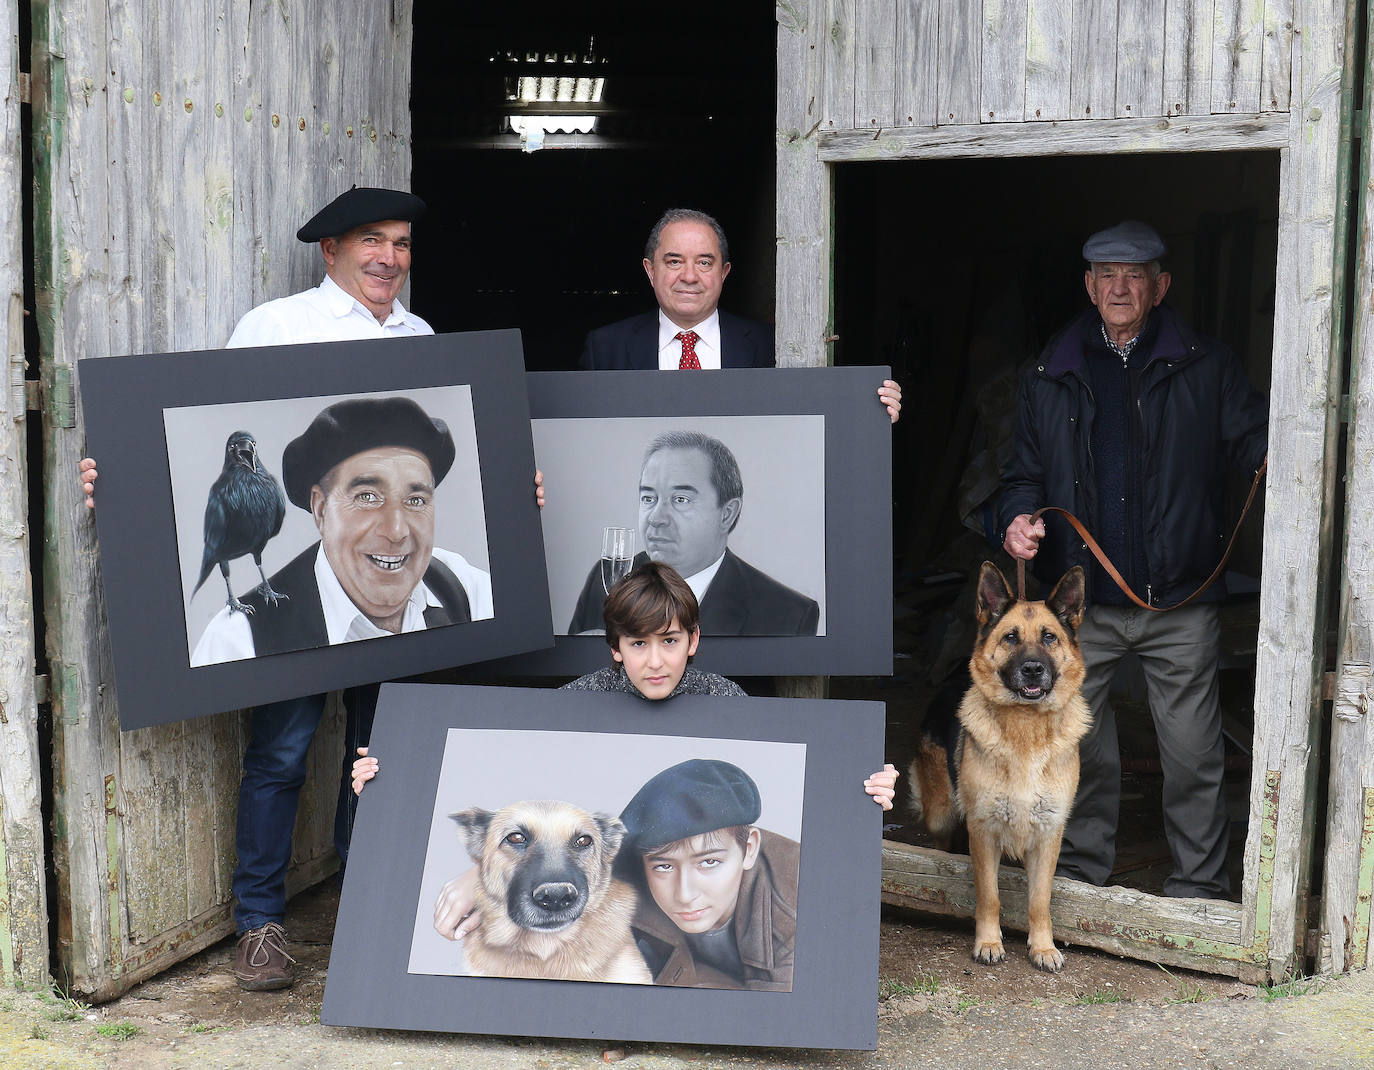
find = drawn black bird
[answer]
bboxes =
[193,430,288,616]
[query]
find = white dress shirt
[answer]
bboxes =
[190,545,493,667]
[656,309,722,370]
[682,552,726,604]
[226,274,434,348]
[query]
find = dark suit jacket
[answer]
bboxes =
[568,549,819,636]
[578,310,775,370]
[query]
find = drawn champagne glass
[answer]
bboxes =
[600,527,636,595]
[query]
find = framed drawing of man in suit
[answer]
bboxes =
[469,366,891,678]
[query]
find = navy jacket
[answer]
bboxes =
[998,306,1268,607]
[578,310,775,370]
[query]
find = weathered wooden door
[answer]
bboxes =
[1321,13,1374,973]
[0,0,48,991]
[778,0,1348,982]
[28,0,417,998]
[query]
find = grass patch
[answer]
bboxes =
[1259,974,1325,1002]
[33,982,88,1023]
[95,1020,143,1040]
[186,1022,231,1035]
[1157,964,1209,1005]
[954,992,979,1014]
[878,974,939,1000]
[1073,988,1125,1005]
[29,1022,48,1040]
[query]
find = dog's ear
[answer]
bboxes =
[595,814,627,864]
[450,808,493,863]
[976,561,1015,627]
[1046,566,1086,634]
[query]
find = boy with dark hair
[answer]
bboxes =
[562,559,745,699]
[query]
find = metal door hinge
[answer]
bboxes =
[18,72,29,104]
[24,379,40,412]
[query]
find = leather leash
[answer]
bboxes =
[1013,456,1268,611]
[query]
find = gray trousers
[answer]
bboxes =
[1056,603,1231,899]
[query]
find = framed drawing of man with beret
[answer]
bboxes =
[79,330,552,730]
[171,388,494,667]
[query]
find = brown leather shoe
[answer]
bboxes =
[234,922,295,991]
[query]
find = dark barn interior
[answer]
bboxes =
[409,4,778,370]
[410,6,1281,900]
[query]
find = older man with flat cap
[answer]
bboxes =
[191,396,492,665]
[998,220,1268,900]
[82,187,536,992]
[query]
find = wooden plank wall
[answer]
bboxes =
[1323,22,1374,974]
[819,0,1294,131]
[29,0,416,998]
[0,0,49,989]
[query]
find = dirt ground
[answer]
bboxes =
[85,883,1256,1039]
[5,876,1373,1070]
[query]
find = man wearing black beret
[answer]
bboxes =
[82,188,542,992]
[85,188,470,995]
[227,187,430,346]
[216,190,440,994]
[1000,220,1268,901]
[191,395,492,664]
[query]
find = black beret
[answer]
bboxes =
[1082,220,1167,263]
[296,187,426,243]
[619,759,762,852]
[281,396,455,509]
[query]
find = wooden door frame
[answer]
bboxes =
[0,0,49,990]
[778,7,1349,982]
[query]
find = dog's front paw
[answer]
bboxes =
[972,939,1005,965]
[1029,944,1065,972]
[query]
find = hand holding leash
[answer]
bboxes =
[1003,514,1045,560]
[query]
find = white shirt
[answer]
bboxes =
[656,309,722,370]
[226,274,434,348]
[682,552,726,604]
[190,545,493,666]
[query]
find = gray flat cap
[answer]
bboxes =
[1082,220,1166,263]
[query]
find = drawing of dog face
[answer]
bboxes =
[452,800,627,933]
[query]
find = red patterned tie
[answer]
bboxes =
[675,330,701,370]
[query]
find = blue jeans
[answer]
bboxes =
[231,684,379,933]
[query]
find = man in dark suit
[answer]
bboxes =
[578,208,902,420]
[579,209,774,371]
[568,430,820,635]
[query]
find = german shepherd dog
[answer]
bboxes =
[909,562,1090,972]
[451,800,652,983]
